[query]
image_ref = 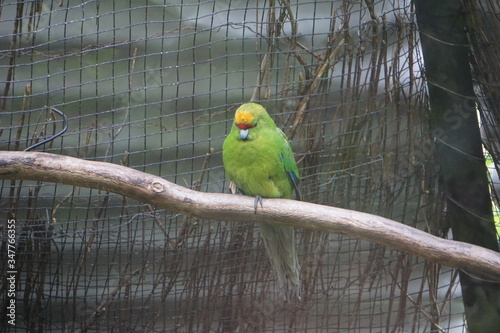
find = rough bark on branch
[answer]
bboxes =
[1,151,499,280]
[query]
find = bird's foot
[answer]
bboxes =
[253,195,263,214]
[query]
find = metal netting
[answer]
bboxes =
[2,0,494,331]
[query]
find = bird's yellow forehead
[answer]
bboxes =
[235,109,255,124]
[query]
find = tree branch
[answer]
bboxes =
[1,151,499,280]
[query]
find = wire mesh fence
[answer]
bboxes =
[2,0,498,331]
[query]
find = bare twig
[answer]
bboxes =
[1,151,500,281]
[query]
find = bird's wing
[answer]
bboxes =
[277,128,301,201]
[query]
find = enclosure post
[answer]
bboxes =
[415,1,500,332]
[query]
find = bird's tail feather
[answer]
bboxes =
[259,223,301,300]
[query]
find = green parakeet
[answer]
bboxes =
[222,102,301,299]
